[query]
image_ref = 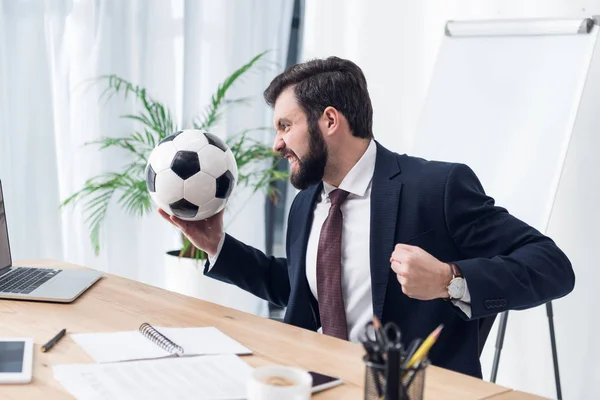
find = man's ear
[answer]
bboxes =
[321,106,340,136]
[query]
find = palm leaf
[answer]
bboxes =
[62,173,129,253]
[197,51,268,130]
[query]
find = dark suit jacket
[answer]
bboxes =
[206,141,575,378]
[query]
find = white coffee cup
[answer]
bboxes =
[247,365,313,400]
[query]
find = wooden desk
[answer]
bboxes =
[1,260,513,400]
[487,391,550,400]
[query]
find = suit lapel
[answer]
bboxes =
[370,142,403,321]
[289,182,323,324]
[293,182,322,266]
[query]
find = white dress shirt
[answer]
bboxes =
[209,139,472,342]
[305,140,376,342]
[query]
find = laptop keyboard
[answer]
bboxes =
[0,267,61,294]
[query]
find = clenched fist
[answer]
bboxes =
[390,244,453,300]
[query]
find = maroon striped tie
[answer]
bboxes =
[317,188,350,340]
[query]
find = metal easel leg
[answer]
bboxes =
[490,311,508,383]
[490,303,562,400]
[546,301,562,400]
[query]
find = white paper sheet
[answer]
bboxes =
[70,326,252,363]
[158,327,252,357]
[53,354,252,400]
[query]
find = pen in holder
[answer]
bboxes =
[363,355,429,400]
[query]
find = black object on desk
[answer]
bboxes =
[41,328,66,352]
[385,341,402,399]
[360,318,436,400]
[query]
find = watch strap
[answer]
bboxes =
[449,263,463,279]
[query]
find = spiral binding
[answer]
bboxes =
[139,323,184,356]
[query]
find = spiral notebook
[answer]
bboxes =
[70,323,253,364]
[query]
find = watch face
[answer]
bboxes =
[449,278,466,299]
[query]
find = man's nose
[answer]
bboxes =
[273,134,284,153]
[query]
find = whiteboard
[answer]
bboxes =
[412,18,600,232]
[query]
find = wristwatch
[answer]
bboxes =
[447,263,466,300]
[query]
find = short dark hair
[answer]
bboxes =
[264,56,373,139]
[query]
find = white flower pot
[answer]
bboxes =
[164,251,267,316]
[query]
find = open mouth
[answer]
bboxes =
[285,155,299,169]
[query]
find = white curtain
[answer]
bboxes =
[0,0,293,306]
[302,1,600,399]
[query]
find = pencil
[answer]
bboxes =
[404,324,443,369]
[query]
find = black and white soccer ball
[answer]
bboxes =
[145,129,238,220]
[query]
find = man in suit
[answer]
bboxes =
[159,56,575,378]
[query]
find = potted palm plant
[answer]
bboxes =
[62,52,288,313]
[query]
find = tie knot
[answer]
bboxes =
[328,189,349,206]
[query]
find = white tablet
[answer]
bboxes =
[0,338,33,384]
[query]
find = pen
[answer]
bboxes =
[41,328,66,352]
[401,338,423,369]
[404,324,443,369]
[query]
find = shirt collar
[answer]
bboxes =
[322,139,376,199]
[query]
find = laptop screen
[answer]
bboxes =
[0,182,12,269]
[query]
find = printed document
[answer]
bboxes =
[53,354,252,400]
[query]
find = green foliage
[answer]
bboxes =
[62,52,288,258]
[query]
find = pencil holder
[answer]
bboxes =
[363,356,429,400]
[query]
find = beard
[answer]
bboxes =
[285,121,328,190]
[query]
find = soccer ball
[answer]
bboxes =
[145,129,238,221]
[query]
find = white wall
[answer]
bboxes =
[302,1,600,399]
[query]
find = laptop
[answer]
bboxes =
[0,180,103,302]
